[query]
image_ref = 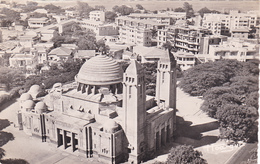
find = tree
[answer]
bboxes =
[96,40,110,55]
[179,60,243,96]
[0,8,20,22]
[44,4,64,14]
[216,104,258,143]
[0,67,25,90]
[174,7,185,12]
[198,7,212,17]
[113,5,134,16]
[105,11,117,22]
[183,2,194,18]
[167,145,207,164]
[76,1,94,18]
[136,4,144,10]
[95,5,105,11]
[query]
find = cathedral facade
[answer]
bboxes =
[18,50,177,164]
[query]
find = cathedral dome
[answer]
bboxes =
[20,93,33,101]
[103,119,118,133]
[35,102,47,114]
[75,55,123,85]
[28,85,42,94]
[23,100,35,110]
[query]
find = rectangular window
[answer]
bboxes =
[162,72,165,83]
[129,86,131,98]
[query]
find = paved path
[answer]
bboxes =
[225,143,257,164]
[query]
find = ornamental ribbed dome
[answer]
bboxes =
[76,55,123,85]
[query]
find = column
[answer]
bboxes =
[72,133,76,152]
[63,130,67,149]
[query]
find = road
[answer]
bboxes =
[226,143,257,164]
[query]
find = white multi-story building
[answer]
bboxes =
[128,13,174,25]
[157,25,226,54]
[116,16,165,46]
[203,11,258,36]
[78,19,119,36]
[207,39,259,62]
[120,26,152,47]
[89,10,105,22]
[158,11,187,20]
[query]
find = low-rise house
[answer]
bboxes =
[231,28,249,39]
[61,44,78,50]
[133,46,167,63]
[52,15,68,23]
[33,9,48,14]
[174,51,196,71]
[28,17,49,29]
[48,47,72,62]
[9,53,36,68]
[40,29,58,42]
[65,10,79,18]
[74,50,96,61]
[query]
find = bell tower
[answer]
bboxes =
[155,49,177,109]
[123,60,146,163]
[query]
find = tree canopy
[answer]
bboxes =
[198,7,221,17]
[167,145,207,164]
[76,1,94,18]
[105,11,117,23]
[113,5,134,16]
[179,59,259,143]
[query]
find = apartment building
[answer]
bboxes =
[157,25,225,54]
[116,16,165,46]
[158,11,187,20]
[89,10,105,22]
[208,39,259,62]
[120,26,152,46]
[78,19,119,36]
[128,13,174,25]
[116,16,165,30]
[203,11,257,36]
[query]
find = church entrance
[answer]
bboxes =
[57,128,78,152]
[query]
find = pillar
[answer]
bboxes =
[63,130,67,149]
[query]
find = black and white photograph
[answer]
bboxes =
[0,0,258,163]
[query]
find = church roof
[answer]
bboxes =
[76,55,123,85]
[160,49,175,63]
[125,59,143,76]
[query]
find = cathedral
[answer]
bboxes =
[17,50,177,164]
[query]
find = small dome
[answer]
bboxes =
[29,85,42,94]
[23,100,35,109]
[53,83,62,88]
[20,93,32,101]
[35,102,47,114]
[103,119,118,133]
[76,55,123,85]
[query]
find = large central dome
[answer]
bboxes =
[75,55,123,85]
